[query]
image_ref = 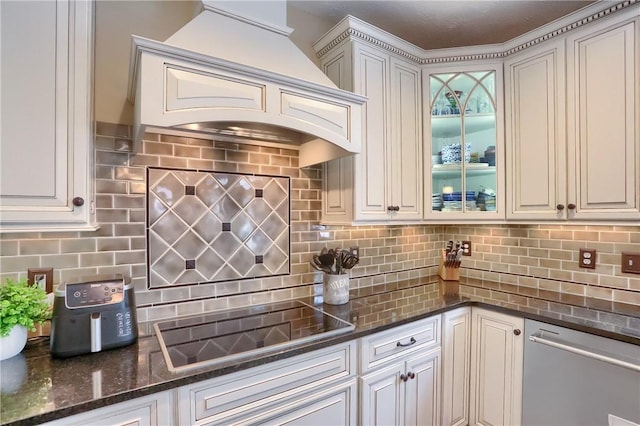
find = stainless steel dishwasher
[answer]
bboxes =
[522,319,640,426]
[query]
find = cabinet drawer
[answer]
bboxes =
[43,391,175,426]
[359,315,440,373]
[178,341,355,425]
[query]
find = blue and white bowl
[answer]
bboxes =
[441,143,472,164]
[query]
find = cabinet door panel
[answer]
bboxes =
[0,0,94,231]
[353,45,390,220]
[360,364,403,426]
[567,18,639,219]
[505,42,566,220]
[320,48,354,224]
[423,63,505,221]
[405,349,440,426]
[1,1,58,199]
[391,58,423,219]
[470,308,523,426]
[442,307,471,426]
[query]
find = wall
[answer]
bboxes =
[1,122,639,323]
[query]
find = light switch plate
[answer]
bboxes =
[621,252,640,274]
[28,267,54,293]
[579,249,596,269]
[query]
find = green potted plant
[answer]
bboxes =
[0,278,51,360]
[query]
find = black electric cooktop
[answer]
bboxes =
[154,300,354,372]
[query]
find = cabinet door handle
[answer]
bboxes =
[556,204,565,211]
[567,203,576,210]
[407,371,415,380]
[400,373,408,382]
[396,337,416,347]
[514,329,521,336]
[387,206,400,212]
[73,197,85,207]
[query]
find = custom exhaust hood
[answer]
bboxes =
[127,0,365,167]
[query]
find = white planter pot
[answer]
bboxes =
[0,325,28,361]
[0,353,27,392]
[323,273,350,305]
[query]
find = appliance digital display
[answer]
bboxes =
[65,280,124,308]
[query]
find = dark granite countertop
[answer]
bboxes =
[1,276,638,425]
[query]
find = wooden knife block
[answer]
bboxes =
[438,249,460,281]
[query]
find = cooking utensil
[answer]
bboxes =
[339,251,359,271]
[317,253,336,273]
[311,255,333,274]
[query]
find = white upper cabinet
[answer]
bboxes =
[317,18,423,224]
[506,8,639,221]
[0,0,96,232]
[505,40,567,220]
[565,13,639,220]
[315,3,637,224]
[423,63,505,220]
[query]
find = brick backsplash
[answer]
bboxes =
[0,122,639,322]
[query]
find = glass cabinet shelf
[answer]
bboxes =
[432,114,495,137]
[432,164,495,177]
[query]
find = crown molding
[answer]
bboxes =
[314,0,638,65]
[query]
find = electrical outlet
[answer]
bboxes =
[621,252,640,274]
[462,241,472,256]
[350,246,360,258]
[579,249,596,269]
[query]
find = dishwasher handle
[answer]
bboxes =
[529,332,640,372]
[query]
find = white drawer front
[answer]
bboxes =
[43,391,175,426]
[179,341,355,425]
[360,315,440,373]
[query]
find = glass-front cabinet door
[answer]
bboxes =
[423,64,504,219]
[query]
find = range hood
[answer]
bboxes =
[127,0,365,167]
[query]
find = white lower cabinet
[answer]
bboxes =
[441,307,471,426]
[469,308,524,426]
[358,315,442,426]
[241,379,357,425]
[42,390,176,426]
[177,341,356,425]
[360,348,441,426]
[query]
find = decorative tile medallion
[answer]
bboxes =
[147,168,290,288]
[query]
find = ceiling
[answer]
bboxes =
[288,0,597,50]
